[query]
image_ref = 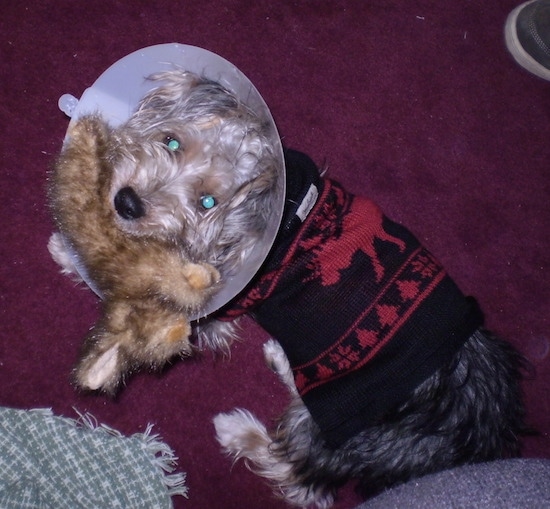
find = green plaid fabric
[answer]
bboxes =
[0,407,187,508]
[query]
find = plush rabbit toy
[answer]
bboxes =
[48,116,220,392]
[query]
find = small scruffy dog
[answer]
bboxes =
[51,70,527,508]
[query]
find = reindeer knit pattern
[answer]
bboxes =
[222,150,484,447]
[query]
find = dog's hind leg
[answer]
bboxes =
[214,409,284,474]
[213,408,335,508]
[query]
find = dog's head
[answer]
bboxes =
[107,71,281,277]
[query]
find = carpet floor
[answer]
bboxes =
[1,1,548,508]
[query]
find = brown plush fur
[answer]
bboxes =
[49,116,220,392]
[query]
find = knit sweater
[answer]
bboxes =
[221,149,484,447]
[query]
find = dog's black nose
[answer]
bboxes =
[114,187,145,220]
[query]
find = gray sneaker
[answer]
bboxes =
[505,0,550,80]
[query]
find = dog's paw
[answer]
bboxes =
[182,262,220,290]
[213,409,270,457]
[263,339,287,372]
[263,340,296,394]
[214,409,333,509]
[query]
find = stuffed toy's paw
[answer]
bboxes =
[75,300,193,392]
[183,263,220,291]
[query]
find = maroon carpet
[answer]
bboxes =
[1,2,548,508]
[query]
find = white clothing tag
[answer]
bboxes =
[295,184,319,222]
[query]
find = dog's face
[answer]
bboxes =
[107,71,280,276]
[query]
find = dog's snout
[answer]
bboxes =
[114,187,145,220]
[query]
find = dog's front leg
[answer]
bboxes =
[263,339,297,396]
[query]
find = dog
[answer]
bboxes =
[50,70,528,508]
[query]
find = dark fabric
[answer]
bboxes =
[223,150,484,446]
[357,459,550,509]
[1,2,548,508]
[517,0,550,68]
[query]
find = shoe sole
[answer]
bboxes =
[504,0,550,81]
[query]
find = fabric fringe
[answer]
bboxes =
[39,408,188,499]
[137,423,189,498]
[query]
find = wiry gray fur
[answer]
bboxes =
[215,332,528,507]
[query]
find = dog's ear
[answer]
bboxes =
[137,71,202,112]
[229,164,279,210]
[205,161,279,276]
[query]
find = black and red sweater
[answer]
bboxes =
[221,149,483,447]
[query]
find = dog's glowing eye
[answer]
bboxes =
[164,137,181,151]
[201,195,216,209]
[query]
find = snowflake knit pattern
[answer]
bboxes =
[222,149,484,447]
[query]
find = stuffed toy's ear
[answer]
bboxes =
[48,115,113,287]
[74,324,129,393]
[74,300,193,393]
[80,344,121,391]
